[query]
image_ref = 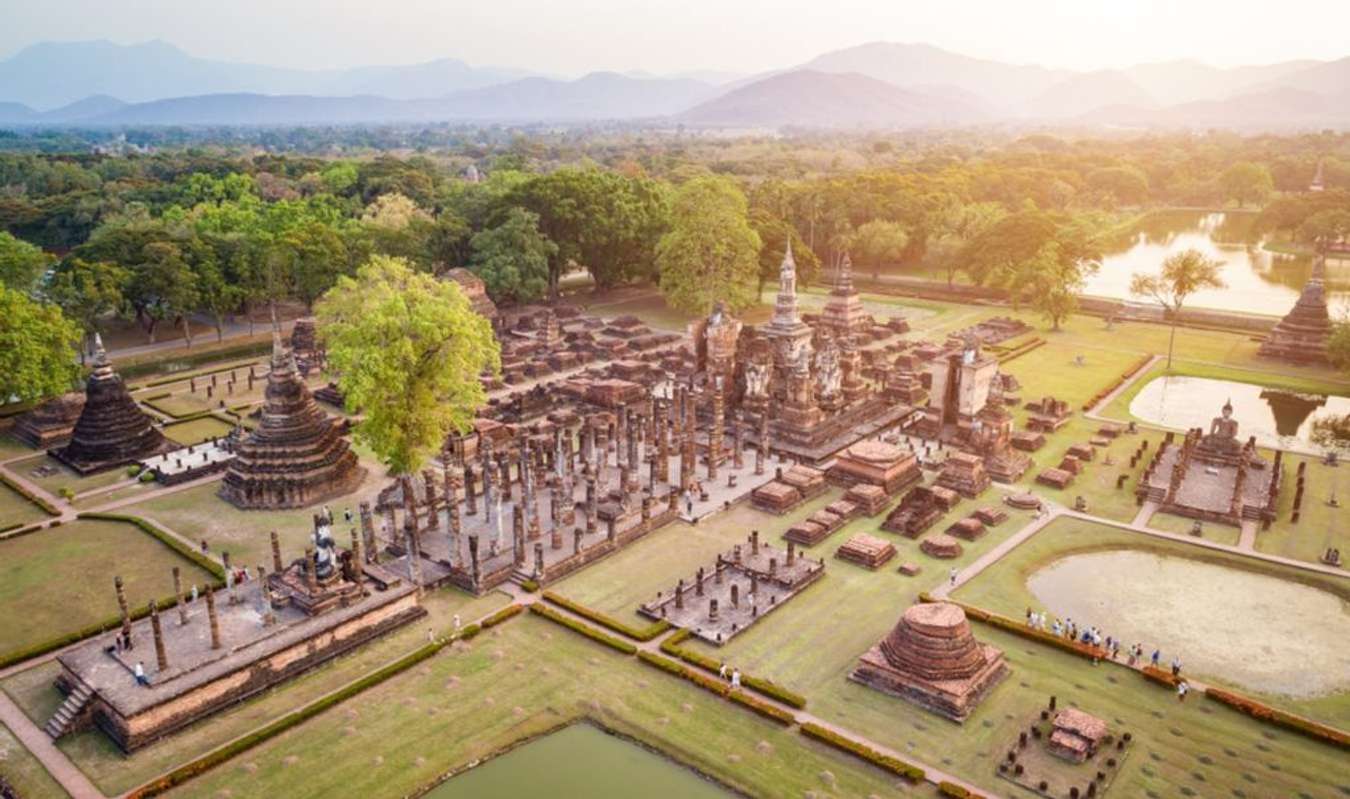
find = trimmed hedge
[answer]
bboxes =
[1140,665,1180,688]
[1205,687,1349,749]
[518,578,540,593]
[799,722,925,782]
[79,512,226,580]
[1082,354,1152,411]
[481,604,525,629]
[996,337,1045,364]
[634,651,795,726]
[527,604,638,655]
[938,781,987,798]
[0,470,61,516]
[659,629,807,709]
[920,594,1107,663]
[541,591,670,641]
[127,599,529,797]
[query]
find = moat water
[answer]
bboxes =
[1129,375,1350,452]
[424,724,734,798]
[1027,549,1350,697]
[1083,211,1350,316]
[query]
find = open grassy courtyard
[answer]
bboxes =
[0,720,67,799]
[0,479,50,530]
[0,518,217,663]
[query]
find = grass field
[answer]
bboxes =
[0,720,67,799]
[161,416,236,446]
[158,615,907,799]
[1,588,511,796]
[0,479,49,530]
[7,455,131,500]
[0,518,217,662]
[0,433,36,461]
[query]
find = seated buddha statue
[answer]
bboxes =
[1198,399,1242,458]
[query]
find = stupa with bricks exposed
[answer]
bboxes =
[850,602,1007,722]
[1258,254,1332,365]
[53,335,175,474]
[218,333,365,509]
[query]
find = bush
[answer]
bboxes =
[527,604,637,655]
[799,722,925,782]
[127,465,143,477]
[1204,687,1349,748]
[541,591,670,641]
[938,782,987,798]
[519,579,539,593]
[59,486,75,500]
[481,604,524,628]
[139,471,158,483]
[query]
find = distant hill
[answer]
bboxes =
[1250,56,1350,96]
[0,40,532,109]
[1122,59,1317,105]
[1023,70,1156,119]
[679,70,987,128]
[1083,87,1350,130]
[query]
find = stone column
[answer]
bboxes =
[359,503,376,562]
[446,481,461,566]
[606,515,617,544]
[751,529,759,556]
[115,575,133,649]
[463,463,478,515]
[404,520,423,590]
[205,586,221,650]
[173,567,187,625]
[708,380,724,480]
[350,528,365,586]
[534,542,545,579]
[270,531,283,574]
[626,411,639,477]
[675,579,685,610]
[513,505,525,567]
[756,410,769,475]
[573,528,583,555]
[468,535,481,590]
[787,540,796,567]
[422,469,440,531]
[731,583,739,608]
[616,404,628,467]
[733,411,744,469]
[149,600,168,671]
[709,598,719,621]
[303,547,317,592]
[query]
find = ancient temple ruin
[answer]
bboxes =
[12,392,85,449]
[1135,399,1281,527]
[850,602,1008,722]
[53,335,175,474]
[1258,254,1332,365]
[218,333,365,509]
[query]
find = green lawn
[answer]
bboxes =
[1257,450,1350,564]
[0,479,49,530]
[122,455,391,568]
[1144,510,1243,547]
[951,516,1349,725]
[0,433,37,461]
[158,615,906,799]
[2,587,511,796]
[8,454,132,500]
[161,415,237,446]
[0,720,68,799]
[0,518,217,662]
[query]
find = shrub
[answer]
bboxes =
[458,623,482,640]
[481,604,524,628]
[1204,687,1349,748]
[541,591,669,641]
[139,471,157,483]
[527,604,637,655]
[519,579,539,592]
[938,782,987,798]
[59,486,75,500]
[799,722,925,782]
[127,465,143,477]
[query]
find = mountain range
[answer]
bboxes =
[0,39,1347,130]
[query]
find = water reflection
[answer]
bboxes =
[1129,375,1350,452]
[1086,211,1350,315]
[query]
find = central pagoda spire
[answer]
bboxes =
[772,241,802,330]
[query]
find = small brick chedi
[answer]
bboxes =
[1259,253,1332,365]
[219,334,365,509]
[851,602,1008,722]
[12,392,85,448]
[53,335,175,474]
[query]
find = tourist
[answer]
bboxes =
[452,614,461,632]
[344,507,353,524]
[1026,607,1033,625]
[1171,656,1182,677]
[718,662,728,680]
[730,669,741,689]
[1177,681,1190,703]
[1052,620,1063,637]
[1127,644,1138,667]
[1151,649,1161,668]
[949,567,958,586]
[133,661,149,687]
[200,539,210,554]
[191,585,198,603]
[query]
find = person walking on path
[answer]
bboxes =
[1177,681,1190,703]
[1151,649,1161,668]
[949,567,958,586]
[1171,655,1182,677]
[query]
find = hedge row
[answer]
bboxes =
[519,578,540,592]
[128,601,529,797]
[1081,354,1152,411]
[799,722,925,782]
[1140,665,1180,688]
[527,604,638,655]
[659,629,807,709]
[920,594,1106,663]
[634,651,795,726]
[80,512,227,580]
[996,337,1045,364]
[0,470,61,516]
[541,591,670,641]
[1205,687,1349,749]
[938,780,987,798]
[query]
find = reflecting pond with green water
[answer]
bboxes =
[1085,211,1350,316]
[1129,375,1350,452]
[1028,549,1350,697]
[423,723,734,798]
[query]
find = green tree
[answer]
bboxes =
[316,255,500,478]
[1024,242,1089,330]
[468,208,555,303]
[850,219,909,282]
[1086,166,1150,207]
[1220,162,1274,208]
[45,258,127,363]
[1328,317,1350,373]
[656,176,761,316]
[749,210,819,297]
[0,287,80,403]
[1130,248,1225,368]
[1297,209,1350,254]
[928,201,1006,286]
[127,241,200,346]
[0,231,54,293]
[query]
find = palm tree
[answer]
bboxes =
[1129,249,1225,369]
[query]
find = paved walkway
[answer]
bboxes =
[0,691,101,798]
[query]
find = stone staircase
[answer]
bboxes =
[44,677,93,739]
[508,568,534,586]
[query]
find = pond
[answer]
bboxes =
[1027,549,1350,697]
[423,723,735,798]
[1084,211,1350,317]
[1129,375,1350,452]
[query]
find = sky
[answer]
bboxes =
[1,0,1344,76]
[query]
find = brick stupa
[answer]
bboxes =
[1258,254,1332,365]
[218,333,365,509]
[53,336,175,474]
[12,392,85,449]
[850,602,1007,722]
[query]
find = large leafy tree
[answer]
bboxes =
[316,255,500,477]
[468,208,555,303]
[927,201,1006,286]
[656,176,761,316]
[126,240,199,345]
[850,219,909,282]
[45,258,128,363]
[1220,162,1274,209]
[1130,248,1225,368]
[0,232,53,293]
[750,210,819,297]
[0,287,80,403]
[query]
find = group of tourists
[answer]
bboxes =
[1025,608,1185,684]
[716,661,742,689]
